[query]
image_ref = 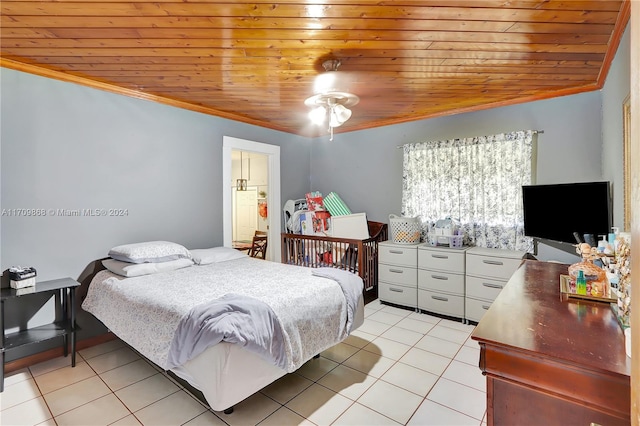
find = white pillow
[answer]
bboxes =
[102,258,194,277]
[108,241,192,264]
[189,247,248,265]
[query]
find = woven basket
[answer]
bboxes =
[389,214,421,244]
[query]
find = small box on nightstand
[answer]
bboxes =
[8,266,37,289]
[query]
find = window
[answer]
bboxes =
[401,130,537,251]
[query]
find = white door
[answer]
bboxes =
[235,187,258,241]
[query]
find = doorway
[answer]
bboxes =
[222,136,281,262]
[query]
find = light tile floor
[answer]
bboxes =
[1,300,487,425]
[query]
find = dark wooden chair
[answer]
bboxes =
[249,231,268,259]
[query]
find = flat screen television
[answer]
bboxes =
[522,181,612,245]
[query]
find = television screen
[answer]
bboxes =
[522,181,612,244]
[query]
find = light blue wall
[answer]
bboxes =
[1,69,310,281]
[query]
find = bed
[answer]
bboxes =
[78,246,364,412]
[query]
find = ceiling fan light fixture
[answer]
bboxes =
[305,59,359,140]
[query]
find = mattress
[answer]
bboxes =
[171,341,286,411]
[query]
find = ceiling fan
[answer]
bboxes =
[304,59,360,141]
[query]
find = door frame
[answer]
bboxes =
[222,136,281,262]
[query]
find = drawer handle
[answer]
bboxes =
[389,250,404,254]
[389,268,404,274]
[482,305,491,310]
[431,295,449,302]
[432,254,449,259]
[389,287,404,293]
[431,275,449,280]
[482,282,503,289]
[483,260,503,266]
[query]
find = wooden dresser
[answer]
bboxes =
[471,260,631,425]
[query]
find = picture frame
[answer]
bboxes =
[623,94,631,231]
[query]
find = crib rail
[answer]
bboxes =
[281,221,388,292]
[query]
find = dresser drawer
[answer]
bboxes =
[379,243,418,267]
[418,248,465,273]
[465,297,493,322]
[465,275,505,302]
[418,289,464,318]
[380,282,418,307]
[379,264,417,287]
[466,251,523,281]
[418,269,464,294]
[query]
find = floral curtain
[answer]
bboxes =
[402,130,536,251]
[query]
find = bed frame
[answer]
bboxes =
[281,220,388,303]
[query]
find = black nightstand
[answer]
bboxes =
[0,277,80,392]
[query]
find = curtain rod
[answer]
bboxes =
[396,129,544,148]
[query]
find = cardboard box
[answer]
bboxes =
[330,213,369,239]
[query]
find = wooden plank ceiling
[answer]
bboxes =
[0,0,630,138]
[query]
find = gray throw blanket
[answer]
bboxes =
[165,266,363,371]
[311,267,363,334]
[166,294,287,370]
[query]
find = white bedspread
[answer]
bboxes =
[82,257,360,371]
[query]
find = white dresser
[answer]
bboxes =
[417,245,468,320]
[465,247,526,322]
[378,241,418,309]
